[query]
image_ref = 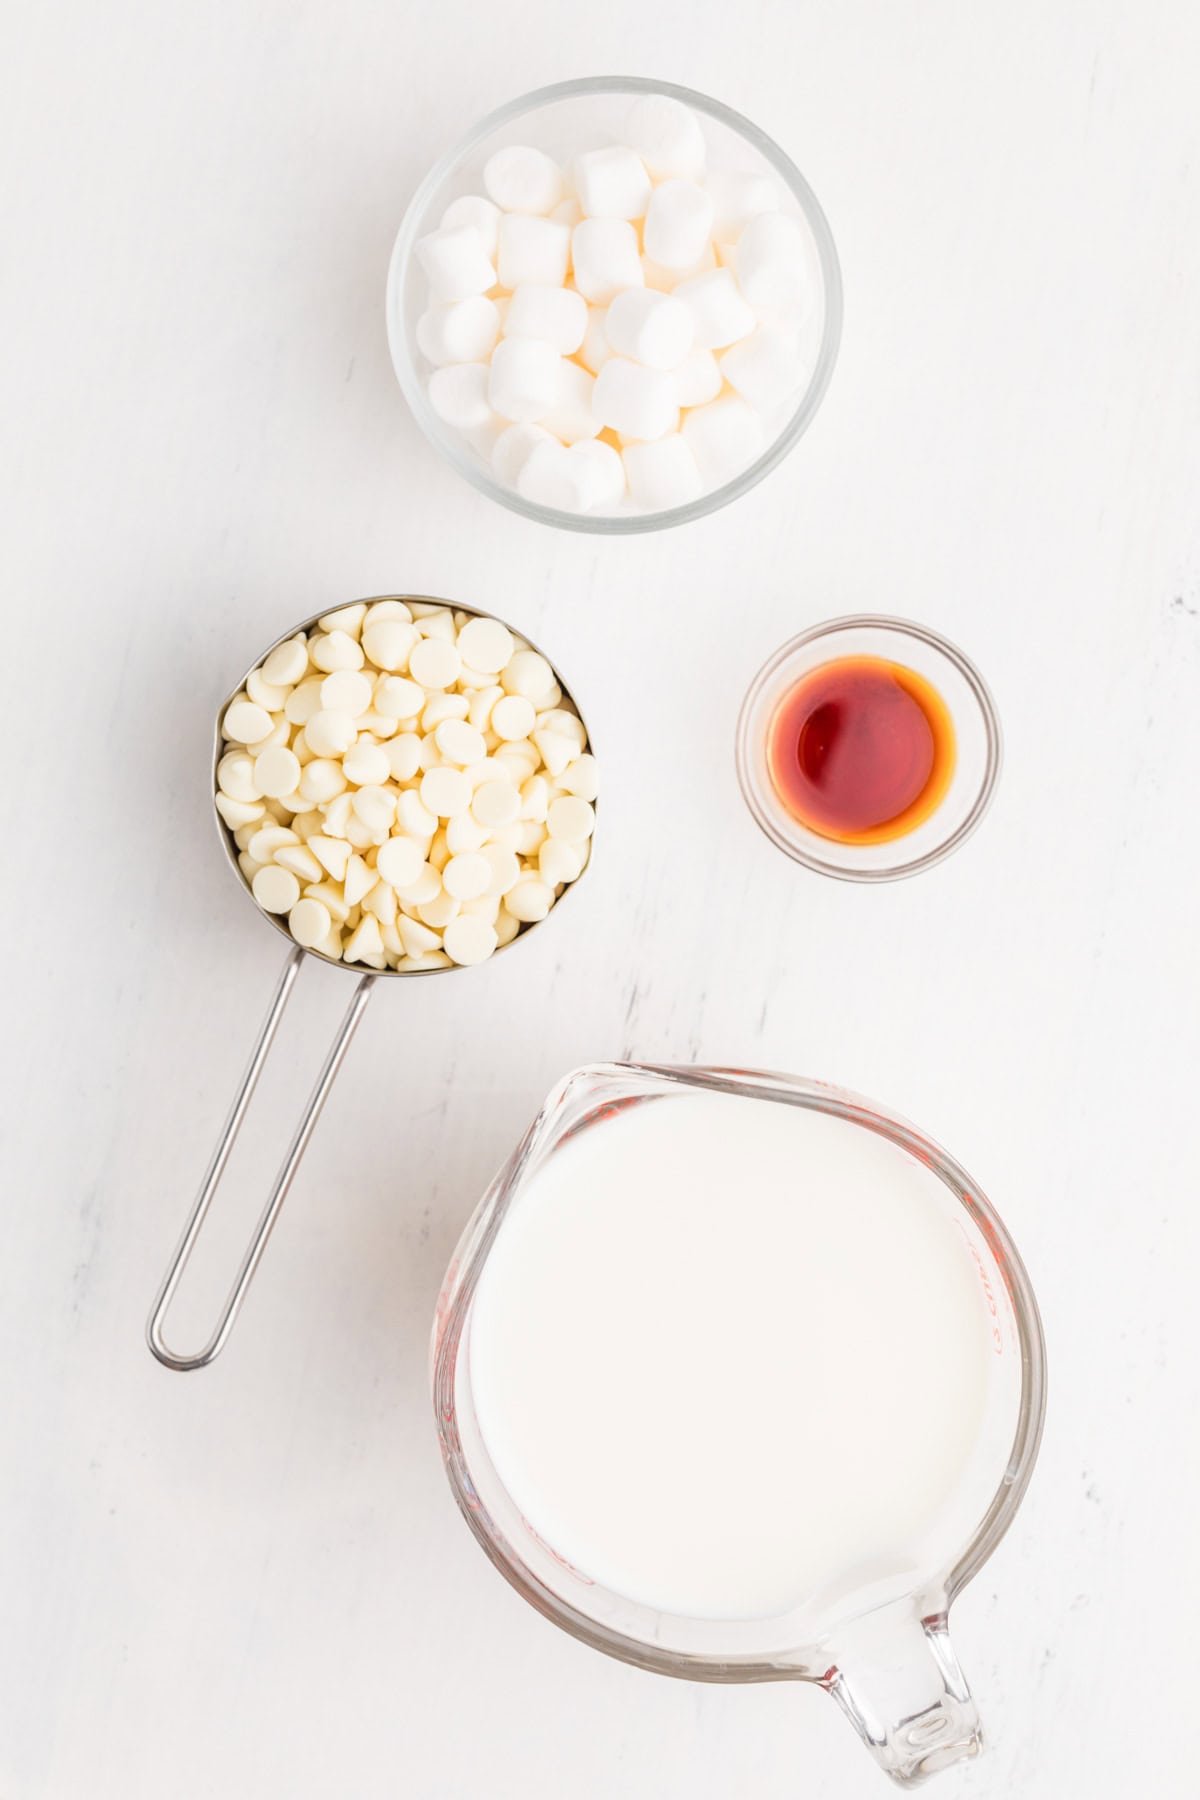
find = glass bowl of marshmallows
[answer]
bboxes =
[387,77,842,532]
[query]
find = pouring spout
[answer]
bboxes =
[820,1602,982,1786]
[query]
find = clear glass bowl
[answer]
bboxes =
[736,616,1002,881]
[386,77,843,534]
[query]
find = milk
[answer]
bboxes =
[467,1087,1009,1624]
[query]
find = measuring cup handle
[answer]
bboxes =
[146,947,376,1372]
[820,1603,982,1785]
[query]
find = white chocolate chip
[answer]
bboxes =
[547,796,595,842]
[223,701,274,744]
[299,759,347,805]
[253,746,302,798]
[343,854,377,908]
[376,836,425,890]
[506,879,554,922]
[472,778,521,828]
[252,865,301,914]
[217,752,259,803]
[491,695,537,741]
[285,678,325,725]
[500,650,556,701]
[246,666,290,712]
[216,794,265,828]
[409,636,462,690]
[344,914,383,963]
[556,752,599,800]
[343,742,391,787]
[442,852,491,901]
[456,616,514,673]
[443,914,499,966]
[309,835,352,881]
[263,636,310,687]
[320,669,374,716]
[289,897,331,947]
[351,784,396,834]
[304,711,357,758]
[309,630,365,673]
[420,766,472,818]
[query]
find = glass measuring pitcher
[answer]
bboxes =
[432,1064,1046,1786]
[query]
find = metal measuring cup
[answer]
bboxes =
[147,595,595,1372]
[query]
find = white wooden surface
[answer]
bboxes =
[2,3,1198,1795]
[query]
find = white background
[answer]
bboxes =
[2,2,1198,1796]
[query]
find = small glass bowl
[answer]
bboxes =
[736,616,1002,881]
[386,76,843,534]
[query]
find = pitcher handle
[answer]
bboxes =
[821,1602,982,1786]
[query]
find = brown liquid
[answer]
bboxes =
[768,655,956,845]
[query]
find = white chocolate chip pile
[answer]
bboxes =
[412,94,819,517]
[216,601,596,970]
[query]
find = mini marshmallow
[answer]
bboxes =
[427,363,493,429]
[672,345,722,407]
[502,283,588,354]
[573,146,652,220]
[592,358,679,441]
[673,268,757,349]
[706,170,780,242]
[733,210,814,310]
[578,306,614,374]
[550,196,583,227]
[624,94,706,180]
[483,145,563,216]
[681,394,766,486]
[719,326,808,411]
[488,336,566,423]
[641,244,716,292]
[415,226,496,302]
[417,296,501,366]
[517,437,624,513]
[439,194,502,258]
[492,421,555,484]
[643,180,715,271]
[565,439,626,509]
[622,434,703,510]
[571,219,643,303]
[539,360,600,445]
[497,214,570,288]
[605,288,694,370]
